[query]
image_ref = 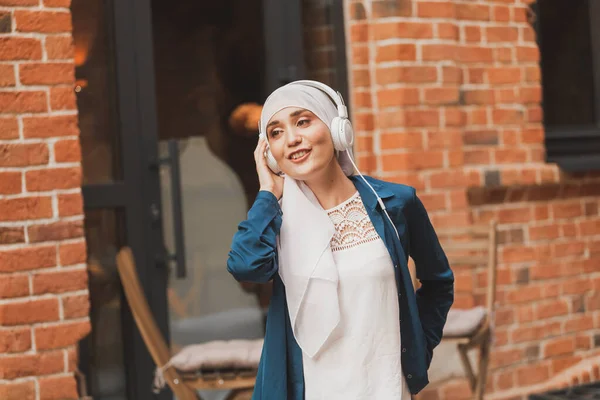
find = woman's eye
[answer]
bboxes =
[297,118,310,127]
[269,129,282,138]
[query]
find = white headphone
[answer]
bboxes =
[259,80,355,175]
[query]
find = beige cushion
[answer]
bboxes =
[169,339,263,372]
[443,307,487,338]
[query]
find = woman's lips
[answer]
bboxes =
[289,149,311,163]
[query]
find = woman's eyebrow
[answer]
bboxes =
[266,119,280,129]
[267,110,310,129]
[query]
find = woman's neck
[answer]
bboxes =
[303,164,356,210]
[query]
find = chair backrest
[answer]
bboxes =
[435,221,498,314]
[116,247,198,400]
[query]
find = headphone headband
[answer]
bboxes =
[287,80,348,119]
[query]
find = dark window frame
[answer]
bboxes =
[535,0,600,171]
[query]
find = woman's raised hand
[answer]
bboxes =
[255,138,284,200]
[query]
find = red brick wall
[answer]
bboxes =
[0,1,89,399]
[342,0,600,399]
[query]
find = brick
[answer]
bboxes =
[544,337,575,357]
[442,66,462,84]
[491,348,522,369]
[376,66,438,84]
[19,62,74,85]
[429,171,469,189]
[417,1,455,18]
[464,149,491,165]
[0,327,31,352]
[463,25,481,42]
[0,381,35,400]
[456,4,490,20]
[463,89,494,105]
[63,293,89,319]
[35,320,90,350]
[0,274,29,299]
[43,0,71,7]
[517,46,540,62]
[15,11,72,33]
[529,224,560,241]
[0,143,49,167]
[376,44,417,62]
[382,151,444,171]
[497,206,531,223]
[0,64,15,87]
[0,171,21,194]
[377,88,419,108]
[50,86,76,110]
[0,227,25,245]
[22,115,78,138]
[521,86,542,104]
[350,24,367,43]
[54,139,81,162]
[458,46,494,63]
[493,5,511,21]
[495,148,527,163]
[28,220,84,243]
[372,22,433,40]
[537,299,569,319]
[45,36,74,59]
[405,109,439,127]
[493,108,523,125]
[0,197,53,222]
[371,1,411,18]
[67,346,77,371]
[488,67,522,84]
[0,245,56,273]
[440,379,471,400]
[517,364,550,386]
[39,375,78,400]
[352,69,370,87]
[552,355,583,374]
[0,350,64,379]
[428,130,461,150]
[0,298,59,326]
[587,291,600,311]
[26,167,82,191]
[0,91,47,113]
[463,130,498,146]
[380,131,423,150]
[553,202,583,219]
[438,22,458,40]
[0,117,18,139]
[58,193,83,217]
[424,87,459,105]
[0,11,10,33]
[0,37,42,61]
[565,315,594,333]
[486,26,518,42]
[444,108,467,127]
[0,0,37,4]
[33,268,87,295]
[422,44,457,61]
[351,45,368,65]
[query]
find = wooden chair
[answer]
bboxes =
[437,221,498,400]
[116,247,256,400]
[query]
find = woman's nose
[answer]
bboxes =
[285,130,302,146]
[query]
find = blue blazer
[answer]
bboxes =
[227,175,454,399]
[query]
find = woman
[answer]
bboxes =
[227,80,453,400]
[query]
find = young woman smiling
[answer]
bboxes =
[227,80,454,400]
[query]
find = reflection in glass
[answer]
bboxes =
[160,137,264,350]
[81,209,127,400]
[72,0,120,184]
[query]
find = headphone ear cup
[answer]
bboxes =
[331,117,354,152]
[265,148,282,175]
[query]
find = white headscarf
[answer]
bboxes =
[260,82,352,358]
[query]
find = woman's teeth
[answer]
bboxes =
[291,150,309,160]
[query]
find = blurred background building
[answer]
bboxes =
[0,0,598,399]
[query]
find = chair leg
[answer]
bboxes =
[475,333,491,400]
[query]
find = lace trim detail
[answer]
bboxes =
[327,192,380,252]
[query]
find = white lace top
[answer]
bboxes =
[301,192,410,400]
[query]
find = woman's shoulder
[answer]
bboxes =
[357,175,416,202]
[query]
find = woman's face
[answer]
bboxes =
[265,107,336,180]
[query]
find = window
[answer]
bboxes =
[534,0,600,171]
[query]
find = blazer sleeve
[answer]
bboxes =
[227,190,282,283]
[406,188,454,365]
